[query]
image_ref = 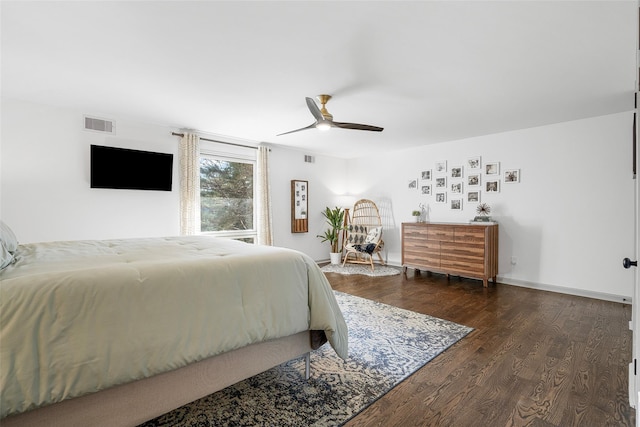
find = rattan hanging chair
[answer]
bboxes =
[342,199,385,271]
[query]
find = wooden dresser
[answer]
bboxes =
[402,222,498,287]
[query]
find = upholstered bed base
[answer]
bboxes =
[2,331,313,427]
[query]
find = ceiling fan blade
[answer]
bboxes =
[332,121,384,132]
[305,97,325,122]
[276,122,317,136]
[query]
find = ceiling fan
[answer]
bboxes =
[277,94,383,136]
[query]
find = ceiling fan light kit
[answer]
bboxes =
[277,94,383,136]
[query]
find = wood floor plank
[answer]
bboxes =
[325,268,635,426]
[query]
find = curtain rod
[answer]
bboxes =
[171,132,259,150]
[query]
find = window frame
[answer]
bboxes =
[199,150,257,243]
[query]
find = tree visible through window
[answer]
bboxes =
[200,157,254,237]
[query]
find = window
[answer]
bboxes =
[200,153,256,242]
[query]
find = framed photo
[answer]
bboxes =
[420,170,432,180]
[435,160,447,173]
[450,166,463,179]
[435,176,447,188]
[504,169,520,183]
[292,180,307,219]
[451,182,463,194]
[450,198,463,210]
[435,192,447,203]
[467,173,481,187]
[467,191,480,203]
[408,179,418,190]
[467,156,481,170]
[421,185,432,195]
[486,180,500,193]
[485,162,500,176]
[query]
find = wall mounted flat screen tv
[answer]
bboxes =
[91,145,173,191]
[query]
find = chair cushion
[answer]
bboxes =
[354,243,377,254]
[364,226,382,244]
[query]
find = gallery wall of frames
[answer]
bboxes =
[407,156,520,211]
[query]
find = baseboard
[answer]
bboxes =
[317,260,632,304]
[496,276,631,304]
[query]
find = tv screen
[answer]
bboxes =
[91,145,173,191]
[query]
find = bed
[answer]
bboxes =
[0,231,348,427]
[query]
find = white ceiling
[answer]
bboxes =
[1,1,636,158]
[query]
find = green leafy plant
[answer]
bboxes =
[316,206,345,253]
[411,210,421,217]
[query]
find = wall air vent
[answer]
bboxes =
[84,116,115,134]
[304,155,315,163]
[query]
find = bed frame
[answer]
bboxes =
[1,331,313,427]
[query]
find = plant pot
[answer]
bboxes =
[330,252,342,265]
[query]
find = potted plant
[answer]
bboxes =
[412,210,421,222]
[317,206,345,264]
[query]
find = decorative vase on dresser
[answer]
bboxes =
[401,222,498,287]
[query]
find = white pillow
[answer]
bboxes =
[0,221,18,270]
[0,221,18,253]
[0,242,14,270]
[364,226,382,244]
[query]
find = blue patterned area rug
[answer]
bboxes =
[139,292,473,427]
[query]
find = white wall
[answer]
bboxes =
[0,98,346,260]
[1,98,180,242]
[2,98,635,300]
[268,145,348,261]
[346,112,636,300]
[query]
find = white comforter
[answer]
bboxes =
[0,236,347,418]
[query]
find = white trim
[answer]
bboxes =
[380,261,631,303]
[200,147,256,162]
[496,277,630,304]
[200,230,257,241]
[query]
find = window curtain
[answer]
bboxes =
[256,144,273,245]
[179,133,200,235]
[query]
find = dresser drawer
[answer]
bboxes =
[441,242,485,258]
[441,243,485,271]
[440,258,485,275]
[404,253,440,268]
[427,226,454,242]
[454,227,486,243]
[402,225,429,240]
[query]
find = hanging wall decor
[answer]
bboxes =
[291,180,308,233]
[504,169,521,183]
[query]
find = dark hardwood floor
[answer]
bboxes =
[324,268,634,427]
